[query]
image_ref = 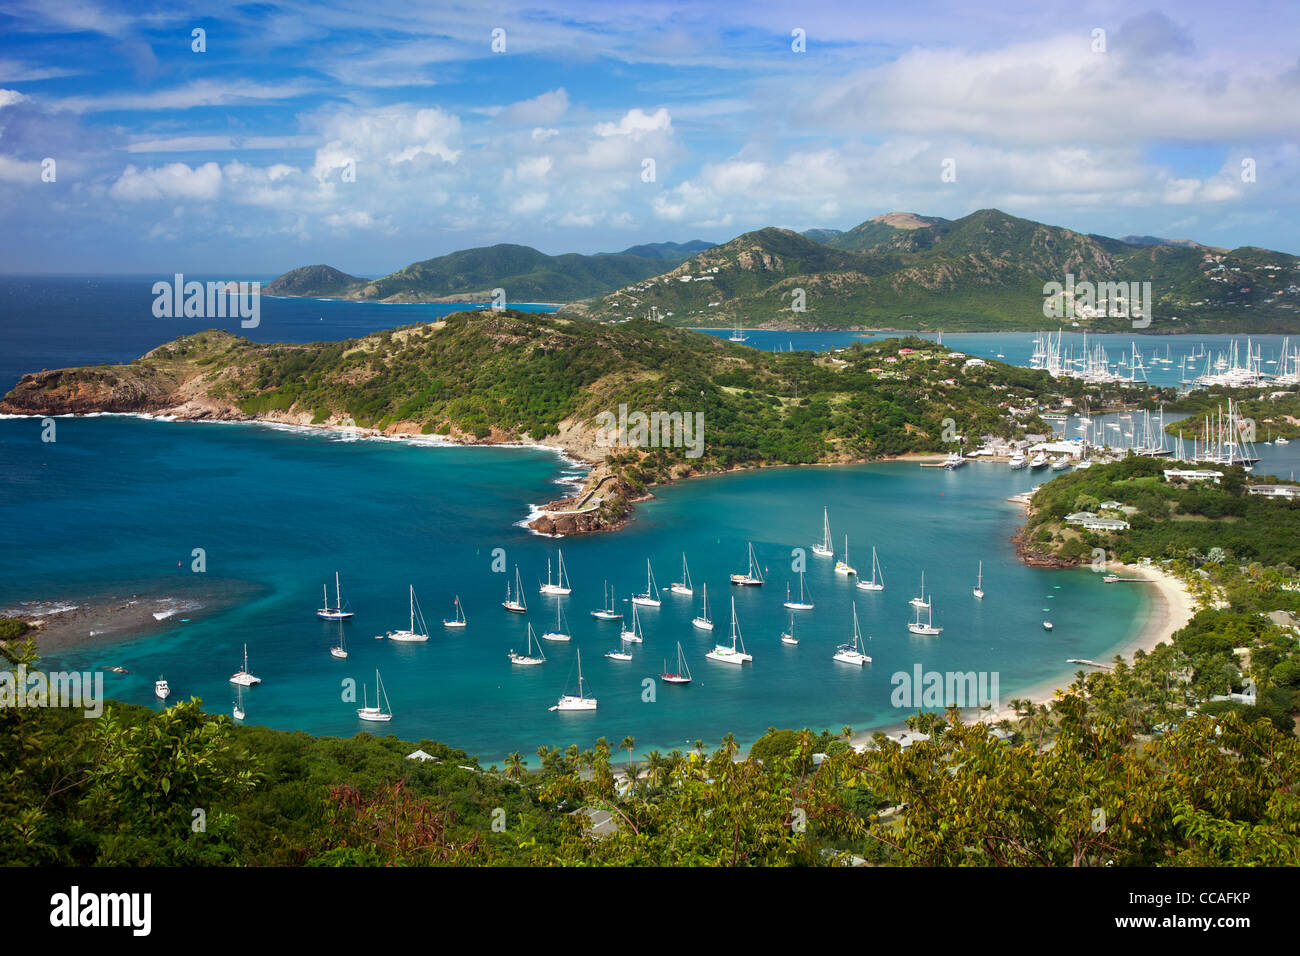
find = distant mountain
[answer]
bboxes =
[822,212,949,252]
[1120,235,1210,250]
[267,244,677,303]
[800,228,843,243]
[579,208,1300,333]
[617,239,716,261]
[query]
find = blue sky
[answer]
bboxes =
[0,0,1297,275]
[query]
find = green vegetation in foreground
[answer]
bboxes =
[4,598,1298,864]
[1021,456,1300,568]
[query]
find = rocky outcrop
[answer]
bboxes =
[0,367,180,416]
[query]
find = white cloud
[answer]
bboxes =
[109,162,222,201]
[496,88,569,125]
[0,89,26,109]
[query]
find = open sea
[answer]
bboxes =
[3,276,1300,762]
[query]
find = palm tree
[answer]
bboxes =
[504,751,526,782]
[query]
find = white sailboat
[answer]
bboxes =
[550,650,597,711]
[728,320,748,343]
[590,580,622,620]
[229,644,261,686]
[605,629,633,661]
[357,670,393,722]
[316,571,354,620]
[384,585,430,642]
[541,603,572,642]
[669,553,694,596]
[783,572,814,610]
[833,603,872,665]
[908,594,942,635]
[330,622,348,659]
[780,614,799,646]
[729,541,765,586]
[232,685,246,721]
[632,559,661,607]
[443,594,467,629]
[692,582,714,631]
[706,596,752,664]
[973,561,984,600]
[539,551,572,595]
[154,678,170,700]
[503,565,527,614]
[620,601,645,643]
[508,623,547,665]
[660,642,692,684]
[856,547,884,591]
[909,571,930,608]
[834,534,856,576]
[812,507,834,558]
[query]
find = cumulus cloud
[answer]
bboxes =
[109,162,223,201]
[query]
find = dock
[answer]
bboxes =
[1067,659,1113,670]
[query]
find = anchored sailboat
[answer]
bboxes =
[909,571,930,608]
[154,678,170,700]
[508,623,547,665]
[692,582,714,631]
[780,614,799,646]
[856,547,884,591]
[706,597,752,664]
[908,594,942,635]
[539,551,572,595]
[834,535,856,576]
[590,580,622,620]
[330,621,348,659]
[812,507,834,558]
[502,565,527,614]
[729,542,765,586]
[784,572,814,610]
[669,553,694,596]
[316,571,354,620]
[605,628,633,661]
[621,601,645,643]
[232,684,246,720]
[833,603,872,665]
[384,585,430,642]
[357,669,393,722]
[550,650,597,711]
[973,561,984,600]
[443,595,467,628]
[229,644,261,686]
[660,642,693,684]
[632,559,661,607]
[541,603,572,642]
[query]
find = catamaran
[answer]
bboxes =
[729,542,764,586]
[620,601,645,643]
[908,595,942,635]
[909,571,931,609]
[590,580,622,620]
[780,614,799,646]
[229,644,261,686]
[834,603,872,665]
[357,670,393,722]
[232,685,246,721]
[632,559,661,607]
[443,595,467,628]
[502,565,527,614]
[508,623,547,665]
[316,571,354,620]
[692,582,714,631]
[973,561,985,600]
[550,650,597,711]
[834,535,856,576]
[330,621,348,659]
[660,642,693,684]
[707,597,752,664]
[154,678,170,700]
[384,584,430,642]
[541,603,572,642]
[812,507,834,558]
[784,572,814,610]
[856,547,884,591]
[539,551,572,595]
[669,553,694,596]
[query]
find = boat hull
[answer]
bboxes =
[691,618,714,631]
[540,632,571,642]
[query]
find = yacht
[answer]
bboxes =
[356,670,393,722]
[856,547,884,591]
[632,559,662,607]
[729,542,765,586]
[229,644,261,686]
[539,551,572,596]
[502,565,527,614]
[973,561,985,600]
[384,584,430,642]
[443,595,467,629]
[833,604,872,666]
[620,602,645,644]
[1029,452,1050,469]
[706,597,752,664]
[691,582,714,631]
[154,679,170,700]
[669,553,694,596]
[834,535,856,576]
[909,571,930,609]
[783,573,814,610]
[1008,453,1028,470]
[660,643,693,684]
[908,597,942,636]
[508,624,547,666]
[540,604,572,642]
[550,650,597,711]
[943,451,966,470]
[590,580,622,620]
[812,507,834,558]
[780,615,799,646]
[316,571,354,620]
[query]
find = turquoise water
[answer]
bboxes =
[1,415,1154,762]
